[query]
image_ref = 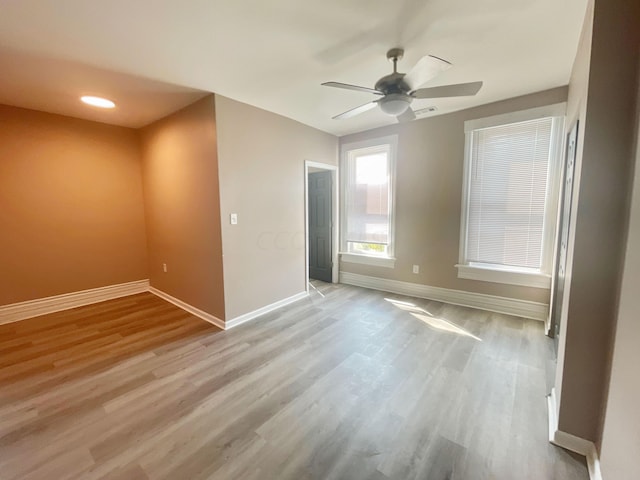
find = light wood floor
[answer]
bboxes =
[0,282,588,480]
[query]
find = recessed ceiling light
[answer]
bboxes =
[80,96,115,109]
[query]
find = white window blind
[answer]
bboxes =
[344,145,391,246]
[466,117,554,270]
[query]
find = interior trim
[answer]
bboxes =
[456,264,551,289]
[340,253,396,268]
[339,271,548,321]
[0,279,150,325]
[464,102,567,132]
[547,388,603,480]
[0,280,308,333]
[225,291,309,330]
[148,287,225,330]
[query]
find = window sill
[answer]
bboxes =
[456,264,551,289]
[341,253,396,268]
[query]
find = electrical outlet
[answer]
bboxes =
[412,265,420,274]
[230,213,238,225]
[163,263,167,273]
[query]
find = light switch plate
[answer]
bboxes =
[230,213,238,225]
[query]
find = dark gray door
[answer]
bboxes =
[550,121,579,352]
[308,171,332,282]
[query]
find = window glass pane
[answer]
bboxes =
[356,153,387,185]
[347,242,389,256]
[466,117,553,270]
[345,146,390,246]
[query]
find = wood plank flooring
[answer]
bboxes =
[0,282,588,479]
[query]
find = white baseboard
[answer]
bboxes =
[0,280,306,333]
[0,279,150,325]
[547,388,603,480]
[339,272,548,321]
[586,448,603,480]
[148,287,225,330]
[225,291,309,329]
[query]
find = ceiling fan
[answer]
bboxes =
[322,48,483,122]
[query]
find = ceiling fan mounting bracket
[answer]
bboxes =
[386,48,404,62]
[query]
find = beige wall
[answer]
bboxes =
[555,0,640,443]
[599,67,640,480]
[140,96,225,320]
[339,88,568,305]
[0,105,148,306]
[215,95,338,320]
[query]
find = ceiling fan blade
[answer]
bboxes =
[322,82,383,95]
[411,81,484,99]
[403,55,452,91]
[397,108,416,123]
[332,101,379,120]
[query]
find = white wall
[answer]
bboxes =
[215,95,338,320]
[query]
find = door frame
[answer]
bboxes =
[304,160,339,291]
[547,120,579,339]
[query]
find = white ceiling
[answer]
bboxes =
[0,0,588,135]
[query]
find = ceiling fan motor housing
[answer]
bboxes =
[374,72,411,95]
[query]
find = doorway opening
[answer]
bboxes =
[304,161,339,292]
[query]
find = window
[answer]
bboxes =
[458,104,566,288]
[341,136,397,268]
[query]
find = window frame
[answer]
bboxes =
[457,103,567,289]
[340,135,398,269]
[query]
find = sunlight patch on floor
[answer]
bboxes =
[384,298,482,341]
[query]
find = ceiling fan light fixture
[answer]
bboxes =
[378,94,412,116]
